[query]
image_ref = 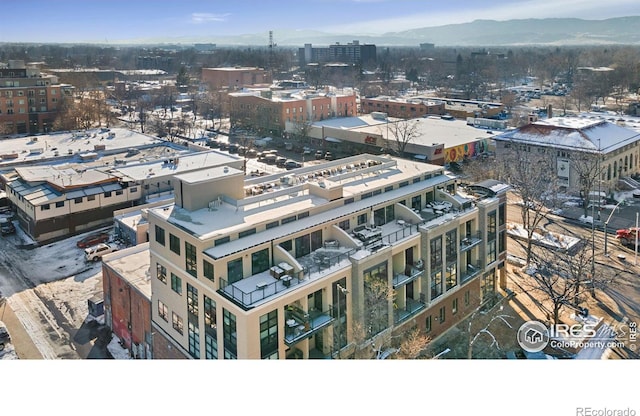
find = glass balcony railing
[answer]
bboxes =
[394,298,427,324]
[392,263,424,288]
[284,305,335,345]
[460,260,482,283]
[460,231,482,252]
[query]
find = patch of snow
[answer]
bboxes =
[107,335,131,359]
[506,223,581,251]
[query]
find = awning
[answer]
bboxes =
[324,137,342,143]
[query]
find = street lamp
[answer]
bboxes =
[603,199,625,256]
[335,283,348,357]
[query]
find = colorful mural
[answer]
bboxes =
[444,139,488,163]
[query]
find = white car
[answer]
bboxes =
[85,243,117,262]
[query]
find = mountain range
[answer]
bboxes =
[128,16,640,47]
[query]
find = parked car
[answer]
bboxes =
[324,151,334,161]
[315,150,324,159]
[284,159,302,170]
[275,156,287,167]
[0,320,11,351]
[1,221,16,236]
[76,232,110,248]
[85,243,118,262]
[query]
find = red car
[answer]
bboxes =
[76,232,110,248]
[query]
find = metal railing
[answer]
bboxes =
[460,231,482,252]
[460,260,482,282]
[284,305,335,345]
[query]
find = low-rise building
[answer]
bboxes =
[102,243,154,359]
[147,154,508,359]
[494,117,640,195]
[202,67,271,90]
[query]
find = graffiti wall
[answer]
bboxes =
[444,139,489,163]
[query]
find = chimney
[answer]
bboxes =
[547,104,553,119]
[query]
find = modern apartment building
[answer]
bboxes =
[147,154,508,359]
[0,60,64,135]
[299,41,377,67]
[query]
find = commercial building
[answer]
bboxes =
[0,60,65,135]
[201,67,271,90]
[494,117,640,194]
[360,96,446,119]
[294,114,496,165]
[229,88,357,135]
[102,243,153,359]
[2,143,243,242]
[147,154,508,359]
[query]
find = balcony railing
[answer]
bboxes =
[394,298,427,324]
[460,260,482,283]
[460,231,482,252]
[218,273,305,309]
[284,305,335,345]
[392,263,424,288]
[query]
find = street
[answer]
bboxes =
[0,227,113,359]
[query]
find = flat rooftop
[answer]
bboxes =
[151,155,448,243]
[0,127,167,167]
[102,243,152,299]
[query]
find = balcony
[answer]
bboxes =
[460,231,482,252]
[394,298,427,324]
[460,260,482,283]
[392,262,424,288]
[284,305,335,346]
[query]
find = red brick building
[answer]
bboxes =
[202,67,271,90]
[0,60,64,135]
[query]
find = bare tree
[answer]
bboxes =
[571,150,604,218]
[524,242,617,325]
[386,119,421,157]
[499,141,558,264]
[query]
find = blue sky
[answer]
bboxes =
[1,0,639,43]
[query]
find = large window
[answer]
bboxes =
[374,208,385,226]
[260,310,278,359]
[498,203,506,226]
[295,234,311,258]
[431,270,443,300]
[481,270,496,302]
[252,248,270,275]
[156,263,167,284]
[185,241,197,277]
[158,300,168,321]
[311,230,322,251]
[445,229,457,262]
[486,240,497,265]
[172,312,184,335]
[171,273,182,295]
[363,262,389,338]
[187,283,198,316]
[338,219,350,231]
[430,236,442,270]
[223,309,237,359]
[227,258,243,284]
[446,263,457,291]
[357,213,367,225]
[487,210,497,241]
[188,317,200,359]
[204,295,217,359]
[203,260,214,283]
[169,233,180,255]
[411,194,422,211]
[385,205,395,224]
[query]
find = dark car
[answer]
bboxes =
[0,321,11,351]
[284,159,302,170]
[76,232,110,248]
[0,221,16,236]
[315,150,324,159]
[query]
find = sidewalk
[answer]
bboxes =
[0,298,43,359]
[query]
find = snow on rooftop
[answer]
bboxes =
[102,243,152,298]
[496,117,640,153]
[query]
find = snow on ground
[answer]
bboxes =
[11,226,113,285]
[0,343,19,360]
[506,222,581,250]
[107,336,130,359]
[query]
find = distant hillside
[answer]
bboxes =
[117,16,640,47]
